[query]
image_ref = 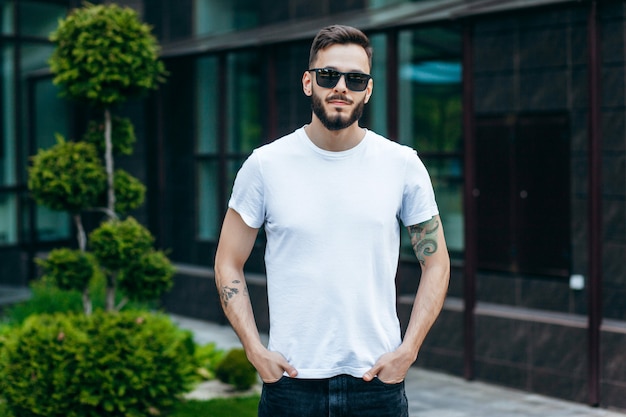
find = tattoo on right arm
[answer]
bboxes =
[408,217,440,266]
[220,279,249,308]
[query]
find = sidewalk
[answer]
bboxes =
[171,315,626,417]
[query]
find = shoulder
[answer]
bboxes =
[365,130,419,160]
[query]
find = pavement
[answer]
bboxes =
[171,314,626,417]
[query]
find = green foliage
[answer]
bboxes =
[118,250,174,302]
[0,311,195,417]
[0,313,88,417]
[193,342,226,381]
[36,248,96,292]
[28,134,107,212]
[83,116,136,156]
[214,348,258,391]
[111,169,146,214]
[89,216,154,272]
[49,2,167,107]
[2,280,84,325]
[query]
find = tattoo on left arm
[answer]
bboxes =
[408,217,440,266]
[220,279,249,308]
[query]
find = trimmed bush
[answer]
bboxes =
[49,3,167,106]
[28,135,106,212]
[0,311,195,417]
[36,248,96,292]
[193,342,226,381]
[89,217,153,272]
[110,169,146,215]
[118,250,174,302]
[215,348,258,391]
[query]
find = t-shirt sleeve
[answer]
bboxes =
[228,151,265,228]
[399,149,439,227]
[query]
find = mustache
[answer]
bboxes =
[327,94,353,104]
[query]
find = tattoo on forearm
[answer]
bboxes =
[408,217,440,266]
[220,279,249,307]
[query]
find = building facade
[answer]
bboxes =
[1,0,625,410]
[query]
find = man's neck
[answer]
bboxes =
[304,120,366,152]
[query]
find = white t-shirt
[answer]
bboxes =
[228,127,439,379]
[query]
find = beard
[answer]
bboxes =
[311,91,366,131]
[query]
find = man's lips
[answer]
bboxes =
[327,95,352,106]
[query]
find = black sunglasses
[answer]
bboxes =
[308,68,372,92]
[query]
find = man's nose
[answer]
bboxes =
[333,74,348,92]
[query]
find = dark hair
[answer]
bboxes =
[309,25,372,69]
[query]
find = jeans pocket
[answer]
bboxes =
[372,377,405,388]
[262,375,290,387]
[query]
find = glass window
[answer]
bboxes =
[17,45,71,244]
[1,44,15,187]
[196,56,220,240]
[367,33,388,136]
[20,43,55,177]
[198,160,220,240]
[196,51,263,241]
[196,56,219,154]
[194,0,258,36]
[226,50,262,154]
[0,192,17,244]
[0,0,13,35]
[19,1,67,38]
[397,26,463,257]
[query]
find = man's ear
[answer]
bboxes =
[364,78,373,103]
[302,71,313,96]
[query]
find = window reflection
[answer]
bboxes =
[398,26,463,256]
[0,0,13,35]
[19,1,67,38]
[367,33,387,136]
[194,0,258,36]
[196,51,263,240]
[196,56,220,240]
[227,51,262,154]
[1,44,15,187]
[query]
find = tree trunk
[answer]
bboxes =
[106,272,116,312]
[104,108,115,218]
[104,108,118,309]
[82,289,93,315]
[73,213,87,252]
[73,213,92,315]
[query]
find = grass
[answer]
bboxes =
[0,396,260,417]
[171,395,260,417]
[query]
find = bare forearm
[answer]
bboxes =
[215,265,264,354]
[400,264,449,358]
[402,216,450,358]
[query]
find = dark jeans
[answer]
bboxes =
[258,374,409,417]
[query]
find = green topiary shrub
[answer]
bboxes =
[193,342,226,381]
[49,3,167,107]
[110,169,146,214]
[0,311,195,417]
[118,250,174,302]
[215,348,258,391]
[36,248,96,292]
[89,216,153,272]
[28,134,106,213]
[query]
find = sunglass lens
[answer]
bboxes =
[316,69,341,88]
[346,73,369,91]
